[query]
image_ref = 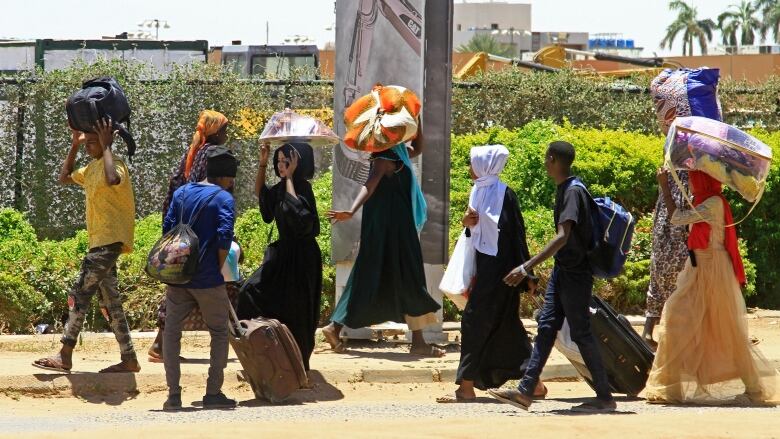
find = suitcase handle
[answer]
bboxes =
[227,302,245,338]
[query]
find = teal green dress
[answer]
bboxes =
[331,149,440,328]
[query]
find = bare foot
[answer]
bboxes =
[99,358,141,373]
[322,325,345,353]
[533,380,548,398]
[409,344,445,357]
[32,353,72,372]
[436,388,476,403]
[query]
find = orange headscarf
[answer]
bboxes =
[687,171,746,286]
[184,110,229,179]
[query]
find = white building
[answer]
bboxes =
[453,1,533,56]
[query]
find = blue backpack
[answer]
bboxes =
[569,179,635,279]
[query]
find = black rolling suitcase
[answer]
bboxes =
[536,295,655,396]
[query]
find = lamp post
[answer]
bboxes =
[137,19,170,40]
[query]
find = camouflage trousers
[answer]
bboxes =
[61,242,137,361]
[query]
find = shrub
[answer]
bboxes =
[117,214,166,330]
[448,122,765,317]
[0,208,37,242]
[0,120,774,332]
[0,272,48,333]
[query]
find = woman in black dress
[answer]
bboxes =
[236,142,323,371]
[438,144,544,402]
[323,133,444,357]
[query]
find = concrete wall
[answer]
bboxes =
[452,1,531,50]
[453,1,531,31]
[572,54,780,82]
[325,51,780,82]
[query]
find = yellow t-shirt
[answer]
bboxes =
[71,158,135,253]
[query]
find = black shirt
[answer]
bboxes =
[554,176,593,272]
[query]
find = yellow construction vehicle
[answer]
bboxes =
[456,46,682,79]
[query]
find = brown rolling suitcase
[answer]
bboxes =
[228,305,308,403]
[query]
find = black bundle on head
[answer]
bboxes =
[547,141,575,168]
[273,143,315,180]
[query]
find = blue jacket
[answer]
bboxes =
[163,183,235,289]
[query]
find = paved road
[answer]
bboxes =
[1,382,777,438]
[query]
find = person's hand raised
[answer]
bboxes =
[259,142,270,166]
[93,117,116,150]
[287,148,299,176]
[69,124,86,146]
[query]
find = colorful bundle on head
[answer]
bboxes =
[650,68,721,135]
[343,84,421,153]
[185,110,229,179]
[664,116,771,203]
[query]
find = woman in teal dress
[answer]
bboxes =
[324,133,444,357]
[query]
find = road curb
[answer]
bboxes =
[0,364,583,397]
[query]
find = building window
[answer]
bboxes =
[457,24,462,31]
[491,23,499,30]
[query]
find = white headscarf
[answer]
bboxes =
[468,144,509,256]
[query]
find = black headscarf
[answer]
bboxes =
[273,143,315,181]
[206,146,239,178]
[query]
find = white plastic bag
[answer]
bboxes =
[554,319,585,365]
[439,229,476,311]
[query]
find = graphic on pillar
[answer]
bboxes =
[336,0,422,186]
[334,0,424,261]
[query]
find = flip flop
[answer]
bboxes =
[31,358,71,373]
[99,362,140,374]
[436,393,477,403]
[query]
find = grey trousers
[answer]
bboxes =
[163,284,230,396]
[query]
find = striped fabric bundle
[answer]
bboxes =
[343,84,421,152]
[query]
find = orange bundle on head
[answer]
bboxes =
[343,84,421,153]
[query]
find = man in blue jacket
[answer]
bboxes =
[162,146,238,411]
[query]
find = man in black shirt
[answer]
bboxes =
[488,141,616,413]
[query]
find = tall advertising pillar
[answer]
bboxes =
[333,0,453,339]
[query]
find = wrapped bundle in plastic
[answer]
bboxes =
[651,68,721,134]
[259,109,340,147]
[664,116,772,203]
[343,84,421,152]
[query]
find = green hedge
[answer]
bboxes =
[0,120,773,333]
[451,69,780,136]
[4,62,780,240]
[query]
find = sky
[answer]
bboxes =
[0,0,756,56]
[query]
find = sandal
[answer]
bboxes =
[99,360,141,374]
[32,356,71,373]
[436,393,476,403]
[410,344,446,358]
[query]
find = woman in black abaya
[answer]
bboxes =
[236,142,322,371]
[438,144,544,402]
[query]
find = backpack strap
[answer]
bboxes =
[187,188,223,226]
[564,177,601,247]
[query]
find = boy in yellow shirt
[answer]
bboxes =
[33,117,139,373]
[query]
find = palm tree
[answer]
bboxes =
[756,0,780,43]
[718,0,762,49]
[660,0,716,56]
[456,33,514,57]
